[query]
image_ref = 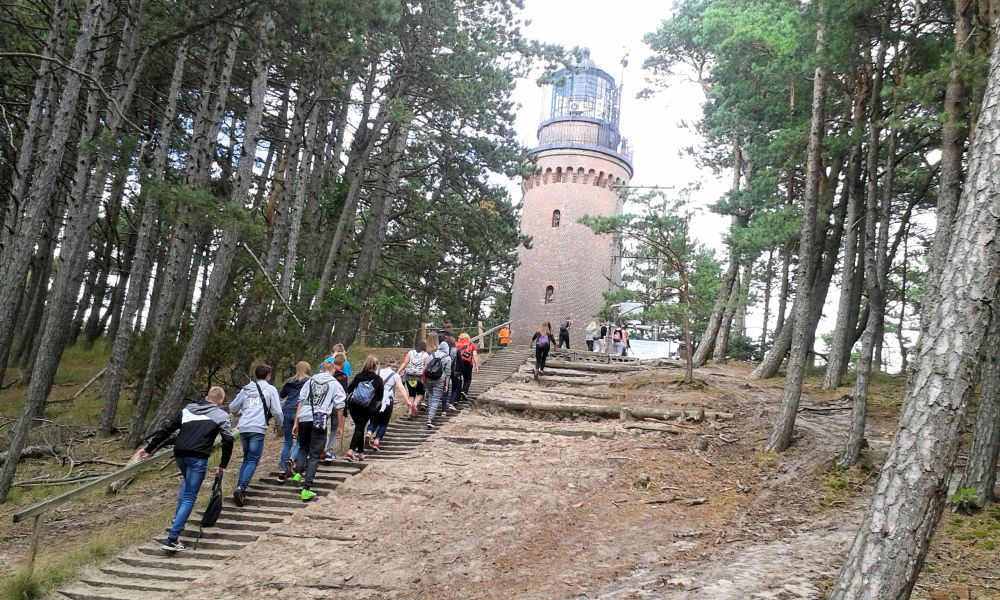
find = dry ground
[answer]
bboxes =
[3,357,1000,599]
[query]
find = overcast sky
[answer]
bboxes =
[504,1,908,369]
[507,0,731,253]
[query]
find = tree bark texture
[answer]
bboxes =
[145,15,274,437]
[823,80,868,389]
[766,11,827,453]
[959,311,1000,507]
[0,0,105,389]
[830,23,1000,596]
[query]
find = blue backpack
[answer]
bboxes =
[349,379,377,407]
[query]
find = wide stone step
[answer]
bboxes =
[136,544,231,561]
[206,508,287,523]
[185,517,270,532]
[118,553,215,572]
[98,564,199,583]
[158,535,249,552]
[176,526,259,543]
[257,477,340,491]
[60,583,168,600]
[223,496,301,510]
[78,573,188,593]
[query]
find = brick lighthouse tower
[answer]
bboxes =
[510,49,633,347]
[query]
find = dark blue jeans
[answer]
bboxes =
[168,456,208,542]
[237,432,265,490]
[279,408,298,471]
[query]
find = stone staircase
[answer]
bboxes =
[58,461,365,599]
[466,345,532,402]
[55,347,530,598]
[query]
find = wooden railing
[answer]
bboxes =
[11,449,177,573]
[471,320,511,355]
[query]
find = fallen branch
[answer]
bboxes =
[241,242,305,330]
[15,474,102,487]
[68,367,107,401]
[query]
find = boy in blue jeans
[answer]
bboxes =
[139,386,233,552]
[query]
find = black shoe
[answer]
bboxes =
[162,539,187,552]
[276,472,286,484]
[233,487,246,507]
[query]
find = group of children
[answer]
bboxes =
[142,330,481,552]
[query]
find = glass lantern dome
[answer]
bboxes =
[535,48,631,170]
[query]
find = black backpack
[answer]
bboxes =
[424,354,444,380]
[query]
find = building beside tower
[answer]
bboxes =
[510,49,633,348]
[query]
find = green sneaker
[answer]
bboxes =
[300,489,316,502]
[292,473,302,483]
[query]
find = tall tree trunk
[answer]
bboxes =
[713,269,742,363]
[958,313,1000,507]
[129,29,238,444]
[766,7,827,453]
[774,243,791,338]
[337,118,412,346]
[692,257,739,365]
[0,0,114,501]
[760,248,774,353]
[0,0,105,387]
[0,0,70,265]
[145,15,274,437]
[925,0,974,304]
[278,92,319,332]
[830,24,1000,595]
[840,59,893,467]
[823,79,869,389]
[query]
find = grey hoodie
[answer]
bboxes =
[230,379,283,434]
[298,371,346,423]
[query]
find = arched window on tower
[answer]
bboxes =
[544,285,554,304]
[552,210,561,227]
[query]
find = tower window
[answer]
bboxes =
[552,210,561,227]
[544,285,554,304]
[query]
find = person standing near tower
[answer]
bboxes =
[558,315,573,349]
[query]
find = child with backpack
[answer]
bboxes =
[397,340,427,418]
[447,335,461,411]
[277,361,311,482]
[455,332,479,402]
[423,336,452,429]
[229,364,283,507]
[531,322,553,375]
[345,356,385,462]
[367,357,407,450]
[612,324,625,356]
[291,360,345,501]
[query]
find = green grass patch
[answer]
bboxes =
[0,499,176,600]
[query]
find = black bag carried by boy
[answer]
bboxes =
[254,381,273,424]
[194,472,224,549]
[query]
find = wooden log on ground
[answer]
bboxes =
[544,360,650,373]
[482,395,734,422]
[526,387,621,401]
[622,422,689,435]
[0,445,51,465]
[538,375,598,386]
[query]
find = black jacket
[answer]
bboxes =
[347,370,385,409]
[144,400,234,468]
